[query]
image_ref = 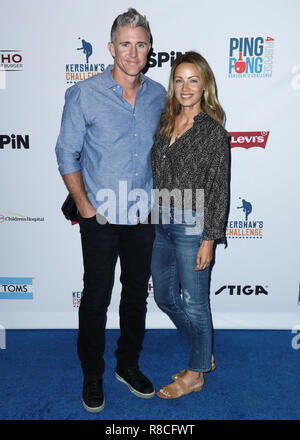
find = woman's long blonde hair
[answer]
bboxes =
[159,51,225,138]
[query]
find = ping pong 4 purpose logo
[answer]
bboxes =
[228,36,275,78]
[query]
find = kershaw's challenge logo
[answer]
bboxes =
[228,36,274,78]
[229,131,269,149]
[65,38,105,84]
[226,198,263,239]
[72,291,82,307]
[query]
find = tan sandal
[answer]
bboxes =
[171,360,216,381]
[157,377,203,399]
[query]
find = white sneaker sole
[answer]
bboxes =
[82,397,105,413]
[115,373,155,399]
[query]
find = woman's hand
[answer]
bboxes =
[194,240,214,271]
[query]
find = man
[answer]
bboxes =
[55,8,165,413]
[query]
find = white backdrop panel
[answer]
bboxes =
[0,0,299,329]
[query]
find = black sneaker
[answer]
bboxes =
[115,367,155,399]
[82,375,105,413]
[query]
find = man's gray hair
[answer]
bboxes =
[110,8,151,44]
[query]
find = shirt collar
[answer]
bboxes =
[102,64,147,89]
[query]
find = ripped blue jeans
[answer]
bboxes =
[151,205,213,372]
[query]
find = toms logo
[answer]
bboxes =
[215,285,268,296]
[0,277,33,300]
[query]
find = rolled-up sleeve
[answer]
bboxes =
[203,132,230,242]
[55,85,87,176]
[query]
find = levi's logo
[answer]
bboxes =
[229,131,269,149]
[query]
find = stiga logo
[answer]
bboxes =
[148,51,184,68]
[65,37,105,84]
[226,197,263,239]
[0,134,29,149]
[215,285,268,296]
[228,36,274,78]
[0,277,33,300]
[0,50,23,71]
[229,131,269,149]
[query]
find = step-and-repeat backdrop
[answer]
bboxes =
[1,0,299,329]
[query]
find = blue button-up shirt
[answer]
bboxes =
[55,65,166,224]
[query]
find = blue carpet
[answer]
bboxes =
[0,329,299,420]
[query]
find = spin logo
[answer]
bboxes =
[0,134,29,149]
[148,51,184,68]
[228,36,274,78]
[226,198,263,239]
[0,277,33,300]
[65,38,105,84]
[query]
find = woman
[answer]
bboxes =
[151,51,229,399]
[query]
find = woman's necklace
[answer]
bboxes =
[174,120,194,142]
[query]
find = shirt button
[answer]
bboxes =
[134,153,138,157]
[134,133,137,137]
[135,172,139,176]
[162,155,166,158]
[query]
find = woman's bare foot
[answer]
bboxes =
[179,370,204,389]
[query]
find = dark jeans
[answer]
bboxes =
[77,215,155,377]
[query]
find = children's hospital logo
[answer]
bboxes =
[65,37,105,84]
[226,197,263,239]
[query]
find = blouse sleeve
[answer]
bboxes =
[203,130,230,242]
